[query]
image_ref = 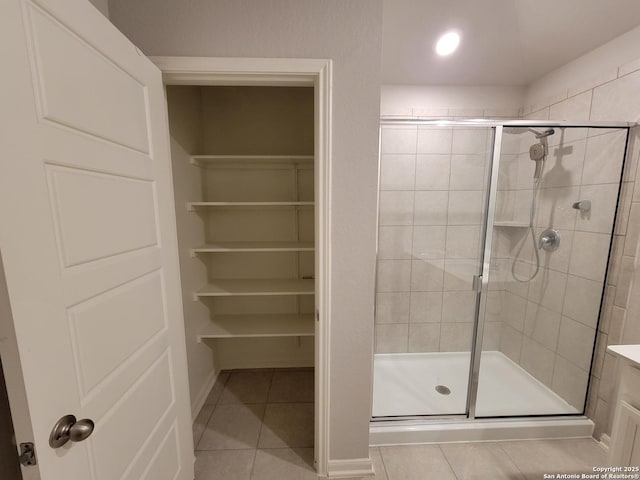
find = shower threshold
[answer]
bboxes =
[370,351,593,445]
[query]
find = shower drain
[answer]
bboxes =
[435,385,451,395]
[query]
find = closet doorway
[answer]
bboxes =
[152,57,332,475]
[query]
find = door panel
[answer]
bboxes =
[91,353,173,479]
[0,0,193,479]
[46,165,159,266]
[67,270,166,396]
[372,124,493,417]
[27,4,150,152]
[475,126,627,417]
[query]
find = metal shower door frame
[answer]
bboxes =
[376,118,633,422]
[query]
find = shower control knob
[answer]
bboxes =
[539,228,561,252]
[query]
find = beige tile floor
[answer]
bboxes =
[193,368,607,480]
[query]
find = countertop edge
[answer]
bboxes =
[608,344,640,367]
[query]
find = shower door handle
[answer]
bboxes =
[472,275,483,292]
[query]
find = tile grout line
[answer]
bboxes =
[194,372,229,449]
[248,370,275,479]
[436,444,462,480]
[375,447,392,480]
[407,125,418,351]
[247,448,259,480]
[194,405,216,450]
[195,446,263,452]
[493,441,528,479]
[439,127,455,351]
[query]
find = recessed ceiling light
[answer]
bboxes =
[435,31,461,56]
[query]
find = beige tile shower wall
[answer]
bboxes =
[375,125,491,353]
[522,58,640,439]
[490,127,626,411]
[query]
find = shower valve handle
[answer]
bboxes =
[539,228,561,252]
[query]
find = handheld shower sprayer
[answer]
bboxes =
[529,143,546,179]
[511,127,556,283]
[527,129,554,179]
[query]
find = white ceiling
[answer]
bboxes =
[383,0,640,86]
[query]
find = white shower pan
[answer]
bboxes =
[370,351,593,445]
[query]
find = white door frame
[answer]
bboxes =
[151,56,333,476]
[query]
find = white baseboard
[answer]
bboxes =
[326,457,374,478]
[190,369,217,420]
[599,433,611,451]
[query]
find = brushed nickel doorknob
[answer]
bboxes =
[49,414,95,448]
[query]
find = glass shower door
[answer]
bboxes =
[474,125,628,417]
[372,122,494,417]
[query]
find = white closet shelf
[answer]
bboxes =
[197,314,315,340]
[493,221,530,228]
[188,201,314,210]
[191,241,314,255]
[194,279,315,298]
[190,155,313,167]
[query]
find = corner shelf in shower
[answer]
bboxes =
[197,313,315,340]
[493,221,529,228]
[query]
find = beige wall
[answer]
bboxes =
[201,86,313,155]
[197,86,316,370]
[165,86,215,414]
[88,0,109,18]
[381,85,524,118]
[525,25,640,109]
[109,0,383,462]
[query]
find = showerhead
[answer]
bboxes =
[529,143,546,161]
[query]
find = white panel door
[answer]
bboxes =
[0,0,194,479]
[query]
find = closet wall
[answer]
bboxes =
[167,86,209,410]
[166,86,315,412]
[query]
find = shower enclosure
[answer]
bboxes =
[372,119,630,441]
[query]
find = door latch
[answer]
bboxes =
[18,442,37,466]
